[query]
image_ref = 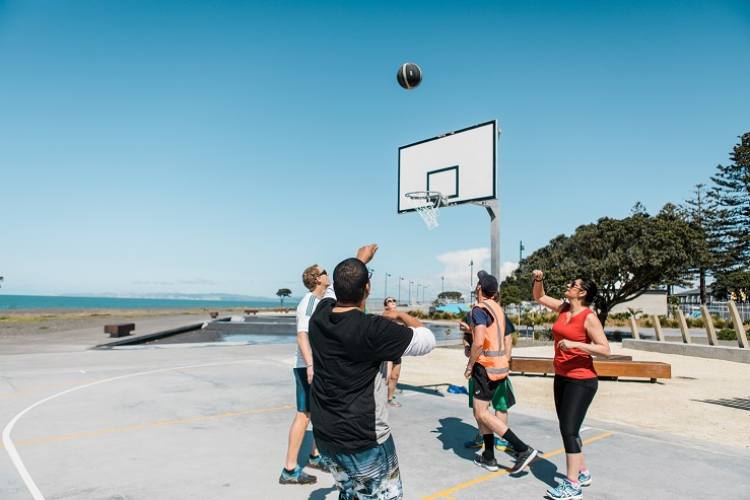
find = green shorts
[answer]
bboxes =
[468,376,515,411]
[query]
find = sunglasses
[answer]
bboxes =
[386,299,396,304]
[318,270,327,277]
[368,270,374,280]
[568,280,581,289]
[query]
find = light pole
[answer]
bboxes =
[399,277,404,305]
[416,284,421,304]
[441,276,445,293]
[423,285,428,304]
[385,273,391,300]
[409,281,413,305]
[470,259,474,304]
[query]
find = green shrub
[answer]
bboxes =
[407,310,427,319]
[533,327,554,341]
[716,328,750,341]
[641,317,654,328]
[713,317,726,329]
[511,332,519,346]
[609,312,630,321]
[685,317,704,328]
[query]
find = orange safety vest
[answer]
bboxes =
[469,300,510,381]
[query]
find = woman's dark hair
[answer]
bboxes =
[384,297,396,307]
[333,258,369,304]
[579,278,604,311]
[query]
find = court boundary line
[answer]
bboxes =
[418,431,614,500]
[2,359,258,500]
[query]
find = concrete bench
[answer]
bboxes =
[510,355,671,383]
[244,309,259,315]
[104,323,135,338]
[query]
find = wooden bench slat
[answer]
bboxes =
[510,356,670,381]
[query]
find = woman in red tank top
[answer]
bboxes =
[532,270,610,500]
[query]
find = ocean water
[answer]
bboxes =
[0,294,296,310]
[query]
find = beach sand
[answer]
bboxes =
[2,309,748,450]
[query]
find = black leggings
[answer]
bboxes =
[554,374,598,454]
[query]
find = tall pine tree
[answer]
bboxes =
[707,133,750,274]
[683,183,715,305]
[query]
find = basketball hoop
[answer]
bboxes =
[405,191,443,230]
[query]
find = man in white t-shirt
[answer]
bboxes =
[279,264,331,485]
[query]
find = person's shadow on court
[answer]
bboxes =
[432,417,483,461]
[518,452,564,488]
[308,486,336,500]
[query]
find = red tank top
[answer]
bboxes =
[551,305,597,379]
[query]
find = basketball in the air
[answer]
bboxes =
[397,63,422,90]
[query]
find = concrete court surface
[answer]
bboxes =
[2,332,749,500]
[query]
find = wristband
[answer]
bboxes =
[534,278,543,282]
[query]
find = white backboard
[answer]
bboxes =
[397,120,497,213]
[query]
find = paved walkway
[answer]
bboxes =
[1,320,748,499]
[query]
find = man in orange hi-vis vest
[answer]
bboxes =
[464,270,538,474]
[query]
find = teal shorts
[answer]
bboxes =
[468,376,515,411]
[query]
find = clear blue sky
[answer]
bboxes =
[1,1,748,300]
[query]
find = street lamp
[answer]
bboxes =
[416,284,421,304]
[409,281,413,305]
[399,277,404,305]
[470,259,474,304]
[385,273,391,300]
[423,285,428,304]
[441,276,444,293]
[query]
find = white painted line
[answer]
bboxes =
[2,359,256,500]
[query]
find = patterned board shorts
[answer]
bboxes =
[318,435,403,500]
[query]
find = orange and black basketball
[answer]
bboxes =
[397,63,422,90]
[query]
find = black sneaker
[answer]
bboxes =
[473,453,499,472]
[307,455,332,473]
[508,447,538,475]
[279,466,317,485]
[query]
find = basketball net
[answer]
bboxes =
[406,191,442,230]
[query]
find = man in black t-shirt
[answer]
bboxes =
[309,248,435,500]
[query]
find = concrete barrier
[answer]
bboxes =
[652,314,665,341]
[700,305,719,346]
[628,315,641,340]
[727,301,749,349]
[623,339,750,364]
[675,309,692,344]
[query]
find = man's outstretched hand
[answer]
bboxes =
[356,244,378,264]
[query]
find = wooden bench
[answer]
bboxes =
[244,309,259,315]
[104,323,135,338]
[510,356,671,383]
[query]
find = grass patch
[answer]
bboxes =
[0,316,48,323]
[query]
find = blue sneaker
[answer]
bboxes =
[578,469,591,486]
[546,479,583,499]
[495,437,511,450]
[307,455,332,473]
[464,433,484,449]
[279,466,317,485]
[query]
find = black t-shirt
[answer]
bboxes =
[309,298,414,454]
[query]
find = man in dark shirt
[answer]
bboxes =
[309,247,435,500]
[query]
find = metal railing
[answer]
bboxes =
[677,301,750,322]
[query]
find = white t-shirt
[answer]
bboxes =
[294,291,320,368]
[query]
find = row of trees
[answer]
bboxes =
[500,132,750,324]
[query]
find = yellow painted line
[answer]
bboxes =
[418,431,614,500]
[0,405,293,448]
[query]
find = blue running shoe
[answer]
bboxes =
[546,479,582,499]
[307,455,332,473]
[578,469,591,486]
[495,437,511,450]
[279,466,317,485]
[464,433,484,449]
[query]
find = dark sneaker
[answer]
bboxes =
[464,433,484,449]
[307,455,332,473]
[508,446,538,475]
[473,453,499,472]
[279,466,317,485]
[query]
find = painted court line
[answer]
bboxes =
[1,404,294,449]
[2,359,258,500]
[418,431,614,500]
